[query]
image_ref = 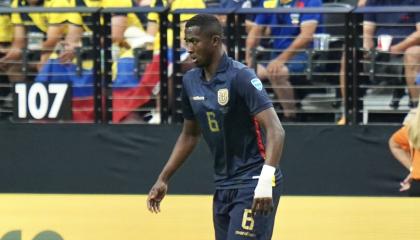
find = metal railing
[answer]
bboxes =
[0,6,419,125]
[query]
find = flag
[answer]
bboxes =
[112,50,161,122]
[35,55,95,122]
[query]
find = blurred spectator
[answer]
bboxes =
[147,0,205,53]
[403,45,420,109]
[0,2,12,48]
[213,0,265,33]
[389,96,420,196]
[62,0,147,62]
[133,0,152,27]
[37,0,151,123]
[146,0,206,124]
[363,0,420,108]
[246,0,322,120]
[0,1,12,114]
[0,0,72,82]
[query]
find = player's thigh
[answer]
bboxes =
[227,187,281,240]
[213,189,233,240]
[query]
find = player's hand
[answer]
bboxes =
[252,165,275,216]
[399,172,412,192]
[252,197,274,216]
[147,179,168,213]
[59,49,75,64]
[267,58,285,78]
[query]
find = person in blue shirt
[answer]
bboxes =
[246,0,322,120]
[208,0,264,34]
[364,0,420,108]
[147,14,285,240]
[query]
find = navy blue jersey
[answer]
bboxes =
[182,54,282,189]
[365,0,420,45]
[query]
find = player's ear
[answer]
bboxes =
[211,34,221,46]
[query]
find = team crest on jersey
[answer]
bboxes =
[217,88,229,106]
[251,78,263,91]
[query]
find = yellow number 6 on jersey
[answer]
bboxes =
[206,112,220,132]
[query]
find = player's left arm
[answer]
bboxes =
[252,108,285,216]
[255,107,285,168]
[234,68,285,215]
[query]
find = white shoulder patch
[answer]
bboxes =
[251,78,263,91]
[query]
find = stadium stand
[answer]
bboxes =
[0,4,418,124]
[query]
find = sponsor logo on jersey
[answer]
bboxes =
[192,96,205,101]
[217,88,229,106]
[251,78,263,91]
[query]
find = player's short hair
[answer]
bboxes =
[185,14,223,38]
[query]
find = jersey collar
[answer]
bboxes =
[216,53,229,74]
[200,53,230,84]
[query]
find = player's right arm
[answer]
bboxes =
[147,119,201,213]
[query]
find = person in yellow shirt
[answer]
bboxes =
[144,0,205,123]
[147,0,205,53]
[60,0,147,63]
[54,0,151,123]
[0,0,73,83]
[0,1,13,111]
[0,1,13,64]
[0,10,12,48]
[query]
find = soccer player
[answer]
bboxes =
[147,14,285,240]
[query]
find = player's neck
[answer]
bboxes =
[203,49,224,81]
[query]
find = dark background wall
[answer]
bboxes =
[0,124,409,196]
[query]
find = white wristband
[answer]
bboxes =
[254,165,276,198]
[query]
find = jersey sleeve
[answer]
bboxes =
[10,0,22,25]
[0,15,13,42]
[364,0,376,23]
[102,0,131,16]
[147,0,160,23]
[255,13,272,26]
[234,68,273,116]
[391,126,410,151]
[66,12,83,26]
[181,81,195,120]
[300,0,322,24]
[47,0,74,25]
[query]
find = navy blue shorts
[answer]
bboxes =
[213,185,282,240]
